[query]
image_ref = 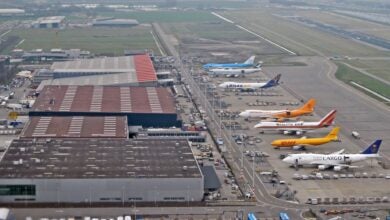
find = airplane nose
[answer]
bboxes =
[239,112,247,118]
[282,156,292,163]
[254,123,262,128]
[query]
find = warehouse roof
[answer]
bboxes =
[36,72,157,92]
[0,139,202,179]
[50,55,157,83]
[32,85,176,114]
[21,116,128,139]
[36,16,65,24]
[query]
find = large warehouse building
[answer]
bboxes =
[0,139,203,203]
[30,85,181,127]
[34,55,158,88]
[20,116,128,139]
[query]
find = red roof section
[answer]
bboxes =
[134,54,158,82]
[31,85,176,114]
[21,116,128,139]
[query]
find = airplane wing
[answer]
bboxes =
[309,161,359,169]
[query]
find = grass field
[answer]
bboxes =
[335,62,390,103]
[164,22,257,42]
[9,26,160,56]
[98,11,218,23]
[296,11,390,40]
[224,10,390,57]
[343,59,390,82]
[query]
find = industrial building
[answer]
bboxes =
[32,16,65,29]
[92,18,139,27]
[30,85,181,127]
[33,55,158,88]
[20,116,128,139]
[22,48,92,63]
[0,139,204,203]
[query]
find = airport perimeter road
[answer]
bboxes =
[265,56,390,160]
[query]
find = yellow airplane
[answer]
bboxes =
[271,127,340,150]
[239,98,316,121]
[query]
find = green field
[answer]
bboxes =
[98,11,218,23]
[343,59,390,82]
[335,62,390,103]
[224,10,390,57]
[164,22,257,42]
[9,26,160,55]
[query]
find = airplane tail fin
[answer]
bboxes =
[244,56,255,65]
[325,127,340,140]
[262,74,281,89]
[298,98,316,113]
[318,110,337,127]
[361,140,382,154]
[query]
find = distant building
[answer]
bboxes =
[22,48,91,62]
[92,18,139,27]
[0,8,25,16]
[32,16,65,29]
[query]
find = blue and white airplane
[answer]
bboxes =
[203,56,256,69]
[282,139,382,171]
[218,74,281,91]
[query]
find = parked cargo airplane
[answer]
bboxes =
[271,127,340,150]
[218,74,281,91]
[203,56,256,69]
[207,64,262,77]
[282,139,382,171]
[239,98,316,120]
[254,109,337,135]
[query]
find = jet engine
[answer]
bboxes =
[292,145,303,151]
[333,166,342,171]
[318,165,327,170]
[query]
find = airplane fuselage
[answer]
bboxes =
[255,121,323,130]
[284,153,378,166]
[272,137,333,147]
[204,63,253,69]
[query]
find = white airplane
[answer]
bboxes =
[254,109,336,135]
[282,140,382,171]
[218,74,281,91]
[207,63,262,78]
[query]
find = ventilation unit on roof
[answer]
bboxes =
[182,166,188,171]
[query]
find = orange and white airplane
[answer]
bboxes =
[271,127,340,150]
[239,98,316,121]
[254,109,337,135]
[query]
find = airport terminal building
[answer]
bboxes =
[0,139,204,203]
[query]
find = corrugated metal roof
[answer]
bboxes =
[49,55,157,83]
[134,54,158,82]
[21,116,128,139]
[32,85,176,114]
[0,139,201,179]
